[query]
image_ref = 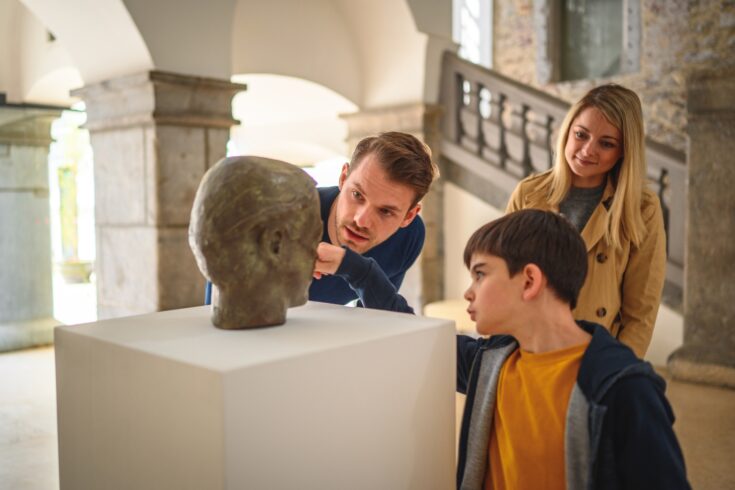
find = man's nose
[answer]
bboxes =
[354,206,372,229]
[463,286,473,301]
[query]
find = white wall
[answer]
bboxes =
[0,0,22,101]
[229,74,357,166]
[443,182,502,299]
[0,0,82,105]
[17,3,82,105]
[19,0,153,85]
[232,0,362,105]
[336,0,427,108]
[123,0,235,79]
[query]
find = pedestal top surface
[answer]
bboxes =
[56,302,454,372]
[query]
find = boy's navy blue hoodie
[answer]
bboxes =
[456,320,690,490]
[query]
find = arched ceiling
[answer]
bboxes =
[10,0,453,107]
[231,0,363,105]
[19,0,154,84]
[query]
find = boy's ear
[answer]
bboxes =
[520,263,545,301]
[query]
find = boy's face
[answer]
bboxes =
[464,253,525,336]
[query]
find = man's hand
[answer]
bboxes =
[313,242,347,279]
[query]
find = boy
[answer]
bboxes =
[457,209,689,489]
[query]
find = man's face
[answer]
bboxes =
[464,253,524,336]
[333,154,420,254]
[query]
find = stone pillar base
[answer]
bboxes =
[668,345,735,389]
[0,317,60,352]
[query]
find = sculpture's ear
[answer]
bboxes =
[259,226,286,263]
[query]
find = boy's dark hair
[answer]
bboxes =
[348,131,438,207]
[463,209,587,309]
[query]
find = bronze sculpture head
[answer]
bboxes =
[189,156,321,329]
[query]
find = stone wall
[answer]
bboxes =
[492,0,735,152]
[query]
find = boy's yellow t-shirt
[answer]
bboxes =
[485,341,589,490]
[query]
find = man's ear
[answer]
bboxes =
[338,163,350,190]
[259,227,285,264]
[400,203,421,228]
[520,263,545,301]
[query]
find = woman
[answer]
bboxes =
[506,84,666,358]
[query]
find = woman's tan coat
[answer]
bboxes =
[506,170,667,358]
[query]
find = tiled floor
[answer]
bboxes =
[0,345,733,489]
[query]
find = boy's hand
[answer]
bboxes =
[313,242,346,279]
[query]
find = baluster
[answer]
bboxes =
[658,168,670,257]
[526,111,555,174]
[504,101,529,177]
[457,76,481,153]
[454,73,465,144]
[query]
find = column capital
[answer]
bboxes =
[72,70,247,131]
[0,106,63,147]
[340,103,442,145]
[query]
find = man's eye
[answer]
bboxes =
[379,209,394,217]
[474,271,484,280]
[352,191,362,200]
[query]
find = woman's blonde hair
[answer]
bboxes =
[541,84,647,249]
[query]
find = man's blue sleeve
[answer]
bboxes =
[335,248,414,313]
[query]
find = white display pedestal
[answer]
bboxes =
[55,302,456,490]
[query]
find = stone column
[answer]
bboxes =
[72,72,245,319]
[340,103,444,311]
[668,68,735,389]
[0,106,62,351]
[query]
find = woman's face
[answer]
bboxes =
[564,107,623,188]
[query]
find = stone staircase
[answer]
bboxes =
[437,52,686,310]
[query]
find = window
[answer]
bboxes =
[453,0,493,68]
[535,0,640,83]
[562,0,623,80]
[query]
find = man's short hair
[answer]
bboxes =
[348,131,438,207]
[463,209,588,309]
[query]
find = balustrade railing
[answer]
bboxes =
[439,52,685,304]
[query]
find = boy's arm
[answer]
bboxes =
[607,376,690,489]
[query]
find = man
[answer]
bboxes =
[310,131,436,313]
[205,131,436,313]
[190,156,321,329]
[457,209,689,489]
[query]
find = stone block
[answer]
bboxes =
[206,127,230,169]
[89,128,147,225]
[157,226,204,310]
[96,225,158,318]
[55,302,455,489]
[155,125,206,226]
[0,145,50,189]
[0,192,53,322]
